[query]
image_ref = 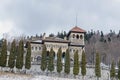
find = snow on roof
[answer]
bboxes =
[31,40,42,43]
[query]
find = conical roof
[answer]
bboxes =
[70,26,86,33]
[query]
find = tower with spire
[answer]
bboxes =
[67,26,86,61]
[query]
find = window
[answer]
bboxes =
[80,35,83,39]
[73,49,75,52]
[35,47,37,50]
[76,34,79,39]
[39,47,41,50]
[62,52,65,58]
[73,34,75,38]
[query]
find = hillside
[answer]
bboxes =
[85,30,120,65]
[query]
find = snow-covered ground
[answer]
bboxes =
[0,65,110,80]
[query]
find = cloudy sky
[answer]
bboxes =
[0,0,120,38]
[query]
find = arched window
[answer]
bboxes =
[37,56,41,61]
[80,35,83,39]
[73,34,75,38]
[73,49,75,52]
[62,52,65,58]
[76,34,79,39]
[39,47,41,50]
[35,47,37,50]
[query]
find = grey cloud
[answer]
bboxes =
[0,0,120,36]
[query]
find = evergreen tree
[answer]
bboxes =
[0,39,7,67]
[64,49,70,75]
[48,47,54,72]
[100,31,104,42]
[41,44,47,72]
[60,32,64,39]
[118,59,120,79]
[63,31,67,37]
[90,29,94,36]
[110,60,115,80]
[108,37,111,42]
[25,41,31,69]
[0,39,3,48]
[8,39,16,70]
[101,31,104,37]
[73,50,79,78]
[57,32,60,37]
[16,40,24,70]
[57,47,62,74]
[95,53,101,80]
[49,33,55,37]
[81,51,86,79]
[117,30,120,38]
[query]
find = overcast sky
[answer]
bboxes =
[0,0,120,38]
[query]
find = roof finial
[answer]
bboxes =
[75,11,78,27]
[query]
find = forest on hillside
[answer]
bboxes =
[85,30,120,65]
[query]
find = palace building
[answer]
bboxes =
[29,26,86,63]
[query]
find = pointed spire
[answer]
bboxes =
[76,12,78,26]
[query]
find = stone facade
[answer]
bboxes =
[29,26,86,63]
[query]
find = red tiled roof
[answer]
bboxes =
[70,26,86,33]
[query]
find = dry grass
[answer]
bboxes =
[0,71,32,78]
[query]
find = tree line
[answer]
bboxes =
[85,30,120,65]
[1,39,120,80]
[0,39,31,72]
[40,44,87,79]
[40,44,102,80]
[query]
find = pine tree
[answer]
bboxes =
[73,50,79,78]
[48,47,54,72]
[8,39,16,70]
[0,39,7,67]
[100,31,104,42]
[110,60,115,80]
[57,47,62,74]
[16,40,24,70]
[95,53,101,80]
[64,49,70,75]
[25,41,31,69]
[41,44,47,72]
[118,59,120,79]
[81,51,86,79]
